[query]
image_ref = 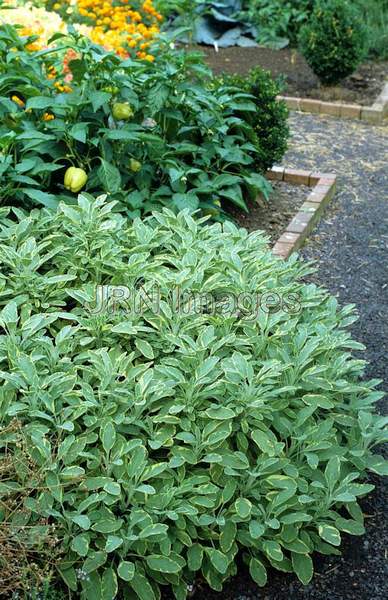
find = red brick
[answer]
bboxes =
[320,102,341,117]
[300,201,319,213]
[340,104,361,119]
[318,176,337,185]
[315,182,336,202]
[361,107,383,125]
[266,166,285,181]
[307,188,327,203]
[309,172,322,186]
[372,82,388,113]
[283,168,311,185]
[272,241,294,259]
[286,211,314,234]
[316,173,336,182]
[280,96,301,111]
[310,172,336,186]
[299,99,322,113]
[277,231,300,245]
[376,83,388,117]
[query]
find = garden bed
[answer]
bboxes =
[227,180,310,244]
[198,45,388,107]
[244,168,338,259]
[164,111,388,600]
[227,167,337,259]
[1,8,387,598]
[173,472,387,600]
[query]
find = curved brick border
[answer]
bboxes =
[266,167,337,259]
[277,81,388,125]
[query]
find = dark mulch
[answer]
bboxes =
[226,180,310,244]
[181,114,388,600]
[195,45,388,106]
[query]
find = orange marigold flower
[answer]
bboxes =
[10,1,162,66]
[11,95,25,107]
[74,0,162,56]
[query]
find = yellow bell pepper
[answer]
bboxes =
[129,159,142,172]
[64,167,88,193]
[112,102,134,120]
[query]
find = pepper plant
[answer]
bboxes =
[0,25,274,217]
[0,194,386,598]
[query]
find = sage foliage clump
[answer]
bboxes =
[0,195,386,599]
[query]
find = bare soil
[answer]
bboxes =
[226,180,310,245]
[196,45,388,106]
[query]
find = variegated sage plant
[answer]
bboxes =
[0,195,386,599]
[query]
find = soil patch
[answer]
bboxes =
[226,180,310,245]
[194,45,388,106]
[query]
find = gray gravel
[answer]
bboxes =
[289,113,388,397]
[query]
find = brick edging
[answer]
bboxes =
[266,167,337,259]
[277,81,388,124]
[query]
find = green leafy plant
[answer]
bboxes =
[155,1,258,47]
[0,194,387,599]
[155,0,206,42]
[156,0,313,48]
[213,67,289,173]
[0,25,272,217]
[0,420,63,598]
[298,0,367,85]
[239,0,314,48]
[355,0,388,60]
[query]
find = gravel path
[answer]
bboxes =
[289,113,388,395]
[187,114,388,600]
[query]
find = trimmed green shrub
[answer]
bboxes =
[1,194,387,598]
[298,0,367,85]
[213,67,289,174]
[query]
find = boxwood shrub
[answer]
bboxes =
[213,67,289,174]
[0,195,386,599]
[298,0,367,85]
